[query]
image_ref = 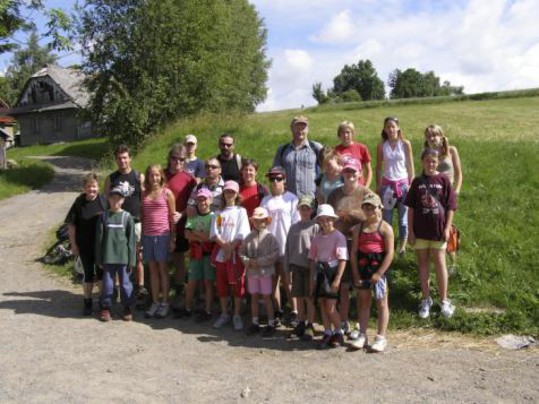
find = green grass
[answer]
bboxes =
[7,137,110,161]
[0,159,55,200]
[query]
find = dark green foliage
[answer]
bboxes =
[388,68,464,99]
[78,0,270,149]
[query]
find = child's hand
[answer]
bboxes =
[169,238,176,252]
[71,243,79,255]
[408,232,416,246]
[371,272,381,284]
[443,227,451,242]
[330,280,340,293]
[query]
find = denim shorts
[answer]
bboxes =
[142,234,170,263]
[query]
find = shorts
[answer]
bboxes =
[174,235,190,254]
[134,222,142,243]
[413,238,447,250]
[142,234,170,263]
[315,262,340,300]
[290,264,312,298]
[247,275,272,295]
[215,261,246,298]
[188,255,215,282]
[80,252,103,283]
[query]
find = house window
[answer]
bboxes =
[53,116,62,131]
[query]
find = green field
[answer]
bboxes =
[5,94,538,335]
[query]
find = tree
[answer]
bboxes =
[0,0,72,54]
[3,30,57,104]
[78,0,270,147]
[312,82,329,104]
[389,68,464,99]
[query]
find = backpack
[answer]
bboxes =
[101,210,129,232]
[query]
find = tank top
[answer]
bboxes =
[437,153,455,185]
[357,220,385,254]
[141,188,170,236]
[382,140,408,181]
[109,170,141,220]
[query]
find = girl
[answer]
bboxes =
[239,158,269,219]
[423,124,462,195]
[260,166,300,327]
[240,207,280,336]
[405,149,457,319]
[66,173,106,315]
[210,180,251,331]
[309,204,348,349]
[334,120,373,187]
[315,147,344,205]
[375,117,414,256]
[350,193,394,352]
[141,164,177,319]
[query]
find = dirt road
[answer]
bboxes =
[0,157,537,403]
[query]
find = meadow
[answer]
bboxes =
[6,94,539,335]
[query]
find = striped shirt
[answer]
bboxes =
[141,189,171,236]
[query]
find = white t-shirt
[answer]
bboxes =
[210,205,250,263]
[260,191,300,257]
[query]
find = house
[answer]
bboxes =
[0,97,16,147]
[7,64,96,146]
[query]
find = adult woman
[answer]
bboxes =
[239,158,269,219]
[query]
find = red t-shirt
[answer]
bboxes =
[239,183,267,218]
[166,170,196,234]
[334,142,372,185]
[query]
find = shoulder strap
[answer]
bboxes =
[121,211,128,229]
[279,142,290,162]
[235,154,242,171]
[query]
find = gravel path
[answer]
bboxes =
[0,156,537,403]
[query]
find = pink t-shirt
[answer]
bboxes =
[308,229,348,267]
[141,189,171,236]
[334,142,371,185]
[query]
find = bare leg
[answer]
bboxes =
[339,282,350,324]
[376,294,389,337]
[431,248,449,301]
[204,280,214,313]
[250,292,260,320]
[184,280,196,310]
[416,249,431,299]
[325,299,341,330]
[148,261,160,303]
[358,289,372,333]
[158,260,170,304]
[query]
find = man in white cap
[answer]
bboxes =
[184,134,205,183]
[273,115,323,198]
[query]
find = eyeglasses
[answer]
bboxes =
[205,165,220,170]
[269,177,284,182]
[170,156,185,162]
[220,143,233,148]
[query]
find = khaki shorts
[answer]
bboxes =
[413,238,447,250]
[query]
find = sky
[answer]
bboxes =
[2,0,539,112]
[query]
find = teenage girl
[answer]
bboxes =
[141,164,177,319]
[350,193,394,352]
[375,117,414,256]
[405,149,457,319]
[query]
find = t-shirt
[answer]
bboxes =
[210,205,250,263]
[317,174,344,203]
[108,170,141,220]
[185,211,215,258]
[334,142,371,185]
[240,183,268,218]
[166,170,197,235]
[185,158,206,180]
[327,186,373,238]
[308,229,348,267]
[65,193,106,256]
[284,220,319,270]
[217,154,242,182]
[404,173,457,241]
[260,191,300,257]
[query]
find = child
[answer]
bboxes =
[141,164,176,319]
[181,188,216,322]
[375,117,414,256]
[210,180,251,330]
[66,172,106,315]
[350,193,394,352]
[239,207,280,336]
[95,183,137,322]
[309,204,348,348]
[405,148,457,319]
[315,147,344,205]
[284,195,319,340]
[334,120,373,187]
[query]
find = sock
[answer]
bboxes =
[324,329,332,336]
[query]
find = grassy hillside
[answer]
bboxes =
[129,95,539,336]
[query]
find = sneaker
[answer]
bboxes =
[370,335,387,352]
[440,299,455,318]
[317,333,332,349]
[349,329,360,340]
[99,309,111,322]
[274,310,284,328]
[195,311,213,323]
[233,315,244,331]
[293,321,305,337]
[83,299,93,316]
[145,302,160,318]
[290,312,299,328]
[302,323,315,341]
[262,325,276,337]
[330,332,345,348]
[122,307,133,322]
[174,308,192,319]
[213,313,231,329]
[341,320,351,335]
[418,296,434,319]
[135,285,149,300]
[350,333,368,350]
[246,323,260,335]
[155,303,169,319]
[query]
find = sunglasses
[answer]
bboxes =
[205,165,220,170]
[220,143,233,148]
[169,156,185,162]
[269,177,284,182]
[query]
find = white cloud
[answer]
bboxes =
[310,10,357,44]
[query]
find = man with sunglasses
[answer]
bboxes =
[187,157,225,214]
[216,134,242,183]
[273,115,323,198]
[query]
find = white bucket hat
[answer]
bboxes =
[315,204,338,219]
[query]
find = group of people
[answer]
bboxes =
[65,114,462,352]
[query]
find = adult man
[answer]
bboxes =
[104,144,146,298]
[273,115,323,197]
[184,134,205,183]
[216,134,242,183]
[187,157,225,214]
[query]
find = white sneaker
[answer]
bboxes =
[370,335,387,352]
[145,302,160,318]
[418,296,433,319]
[440,299,455,318]
[341,320,351,335]
[213,313,231,329]
[233,315,244,331]
[155,302,169,319]
[349,333,367,350]
[349,329,360,340]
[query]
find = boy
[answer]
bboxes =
[284,195,319,340]
[95,183,137,322]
